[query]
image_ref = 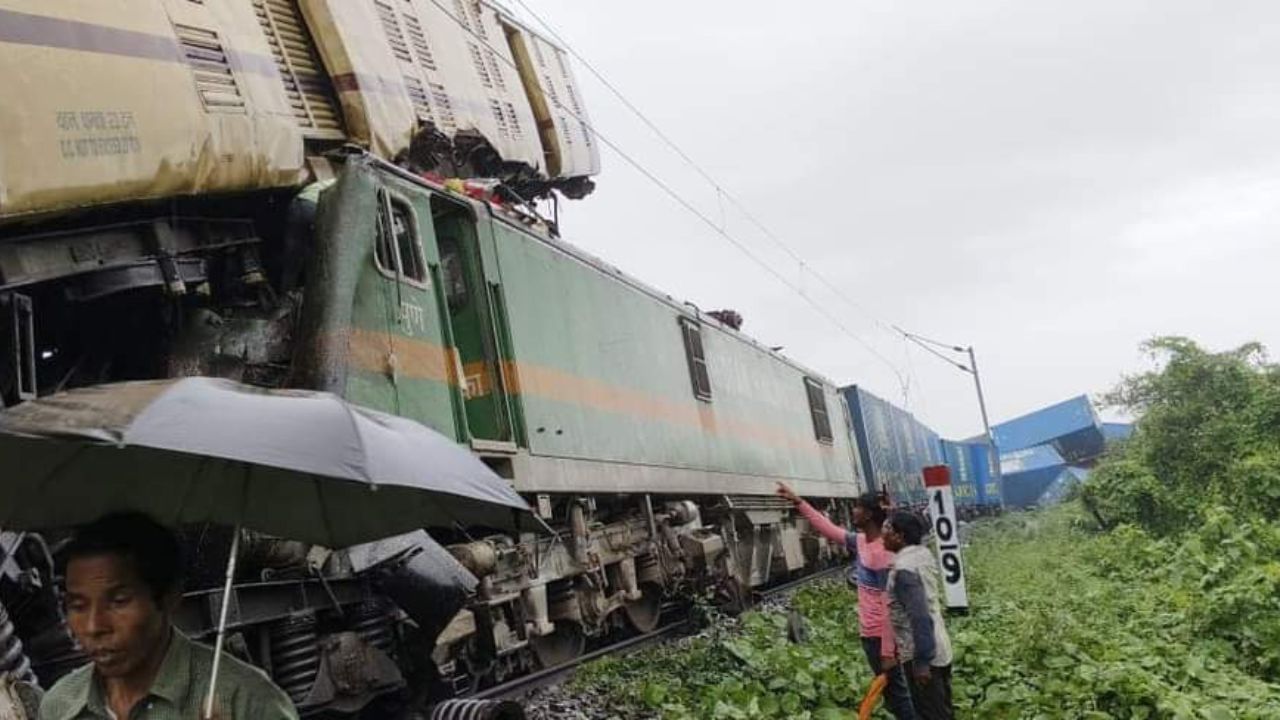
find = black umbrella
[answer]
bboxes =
[0,377,530,717]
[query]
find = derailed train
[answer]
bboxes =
[0,1,869,715]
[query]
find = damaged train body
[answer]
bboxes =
[0,1,863,716]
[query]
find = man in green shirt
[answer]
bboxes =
[39,512,298,720]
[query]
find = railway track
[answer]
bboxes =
[471,564,847,701]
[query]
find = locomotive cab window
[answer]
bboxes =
[679,317,712,401]
[374,190,428,286]
[805,377,833,443]
[437,235,470,311]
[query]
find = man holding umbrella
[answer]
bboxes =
[39,512,298,719]
[0,377,532,718]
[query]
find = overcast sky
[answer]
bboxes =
[516,0,1280,438]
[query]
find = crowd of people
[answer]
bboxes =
[777,483,955,720]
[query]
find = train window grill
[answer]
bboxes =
[404,74,435,125]
[374,191,428,286]
[564,82,583,115]
[679,318,712,402]
[375,0,413,64]
[252,0,345,137]
[430,83,458,134]
[805,377,834,443]
[469,43,494,88]
[490,99,511,140]
[174,24,246,113]
[504,102,523,140]
[486,49,506,91]
[469,0,490,39]
[451,0,474,31]
[532,37,547,68]
[542,75,560,107]
[559,117,574,147]
[402,11,439,73]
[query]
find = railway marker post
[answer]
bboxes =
[922,465,970,612]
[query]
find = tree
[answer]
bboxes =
[1084,336,1280,533]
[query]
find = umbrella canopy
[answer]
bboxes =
[0,378,530,547]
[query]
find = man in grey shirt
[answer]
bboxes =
[882,511,954,720]
[39,512,297,720]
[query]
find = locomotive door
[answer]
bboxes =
[428,194,517,450]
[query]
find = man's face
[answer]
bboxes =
[65,553,170,679]
[882,521,905,552]
[851,504,868,529]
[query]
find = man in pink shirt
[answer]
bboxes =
[778,483,917,720]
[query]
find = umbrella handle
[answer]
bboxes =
[204,525,242,720]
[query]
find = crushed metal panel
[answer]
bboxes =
[496,10,601,179]
[298,0,543,170]
[0,1,307,220]
[420,0,542,169]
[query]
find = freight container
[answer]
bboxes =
[1102,422,1134,442]
[969,441,1001,507]
[1037,466,1088,506]
[940,440,980,508]
[992,395,1106,464]
[999,444,1067,508]
[842,385,940,506]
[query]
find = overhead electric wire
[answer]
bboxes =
[426,0,907,382]
[506,0,902,340]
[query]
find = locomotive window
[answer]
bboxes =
[374,196,396,275]
[805,377,834,443]
[679,317,712,401]
[374,190,428,287]
[438,235,469,311]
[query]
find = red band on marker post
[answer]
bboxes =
[923,465,951,488]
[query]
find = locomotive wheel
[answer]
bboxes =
[623,583,663,633]
[530,621,585,669]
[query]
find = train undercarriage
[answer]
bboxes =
[0,495,846,717]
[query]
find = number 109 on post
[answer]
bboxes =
[922,465,970,611]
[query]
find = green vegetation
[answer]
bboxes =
[1084,336,1280,533]
[574,338,1280,718]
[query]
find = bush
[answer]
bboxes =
[1084,336,1280,532]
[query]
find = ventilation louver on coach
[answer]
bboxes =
[252,0,346,139]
